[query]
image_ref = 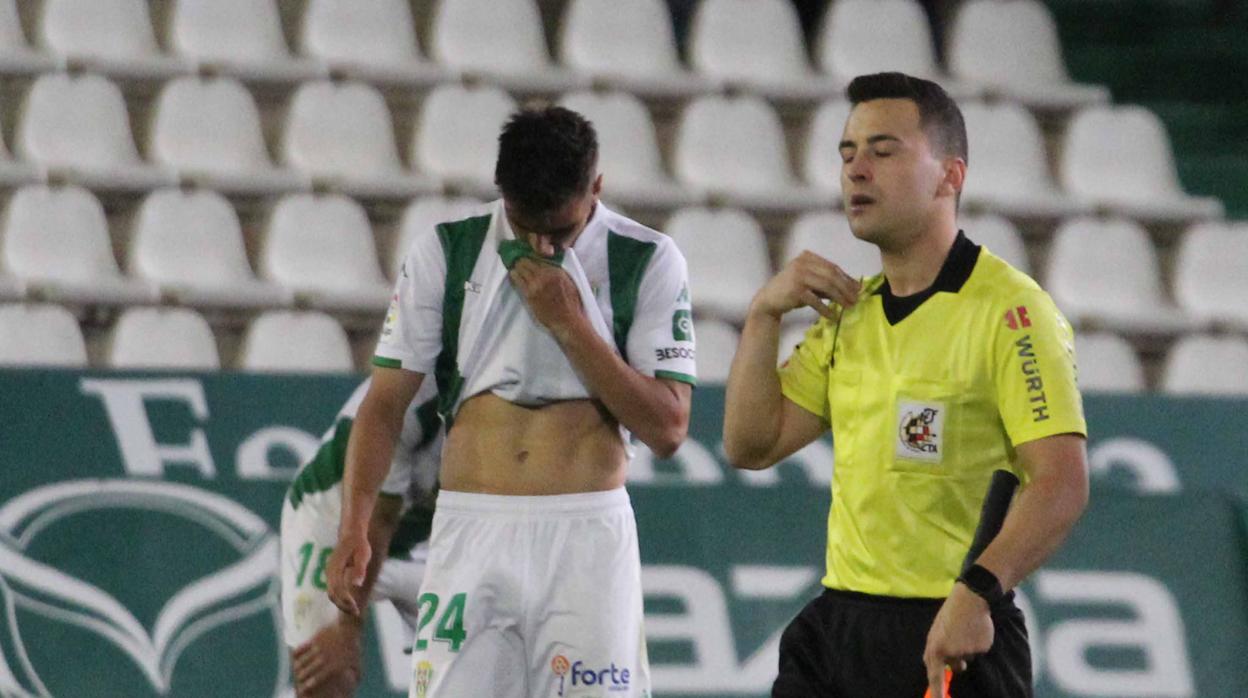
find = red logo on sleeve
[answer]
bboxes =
[1004,306,1031,330]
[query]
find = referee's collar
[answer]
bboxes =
[875,231,981,324]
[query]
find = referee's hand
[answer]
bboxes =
[923,583,994,697]
[750,251,861,320]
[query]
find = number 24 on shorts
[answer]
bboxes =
[414,592,467,652]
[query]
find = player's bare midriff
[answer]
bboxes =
[440,392,628,495]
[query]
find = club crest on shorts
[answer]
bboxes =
[896,401,945,463]
[414,660,434,698]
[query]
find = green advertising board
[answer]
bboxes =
[0,370,1245,696]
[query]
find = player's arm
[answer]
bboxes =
[327,367,423,617]
[544,323,692,458]
[508,239,695,457]
[723,251,860,469]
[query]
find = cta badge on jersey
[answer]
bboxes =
[896,401,945,463]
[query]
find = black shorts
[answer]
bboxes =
[772,588,1031,698]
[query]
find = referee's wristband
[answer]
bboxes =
[957,564,1005,606]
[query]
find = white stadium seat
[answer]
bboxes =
[803,99,851,198]
[150,76,309,196]
[261,194,391,313]
[430,0,586,94]
[961,213,1031,277]
[107,307,220,370]
[667,207,771,323]
[0,303,87,367]
[0,110,42,187]
[1173,221,1248,330]
[414,83,515,198]
[689,0,839,102]
[1046,217,1197,335]
[0,0,59,75]
[299,0,452,87]
[1061,105,1223,223]
[169,0,325,83]
[1073,331,1145,393]
[2,185,156,306]
[282,80,436,200]
[675,95,827,213]
[959,101,1087,218]
[783,211,880,277]
[818,0,977,98]
[17,72,176,192]
[393,196,487,277]
[239,310,355,373]
[38,0,190,80]
[558,0,717,99]
[693,318,741,384]
[129,188,290,309]
[560,90,702,210]
[1161,334,1248,396]
[947,0,1109,109]
[0,271,22,301]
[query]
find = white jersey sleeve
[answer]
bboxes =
[625,237,697,386]
[374,225,446,374]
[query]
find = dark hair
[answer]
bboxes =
[846,72,968,164]
[494,105,598,217]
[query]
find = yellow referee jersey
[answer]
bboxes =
[779,232,1086,598]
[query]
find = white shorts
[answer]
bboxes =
[279,487,427,648]
[409,488,650,698]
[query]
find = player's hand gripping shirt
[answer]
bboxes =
[779,236,1087,598]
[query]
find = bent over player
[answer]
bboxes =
[280,377,441,696]
[723,73,1089,697]
[327,105,696,697]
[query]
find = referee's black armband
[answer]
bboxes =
[957,564,1005,606]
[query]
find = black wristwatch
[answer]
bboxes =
[957,564,1005,606]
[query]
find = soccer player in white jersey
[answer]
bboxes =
[325,105,697,697]
[280,377,441,697]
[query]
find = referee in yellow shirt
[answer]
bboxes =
[724,72,1089,698]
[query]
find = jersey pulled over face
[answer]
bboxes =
[779,237,1086,598]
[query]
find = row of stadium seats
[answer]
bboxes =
[1,184,1244,336]
[0,304,351,372]
[682,208,1248,334]
[0,70,1221,222]
[2,0,1104,109]
[3,301,1247,396]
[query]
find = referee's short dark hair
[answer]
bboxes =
[495,104,598,218]
[847,72,968,165]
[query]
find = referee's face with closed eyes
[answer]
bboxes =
[839,98,962,251]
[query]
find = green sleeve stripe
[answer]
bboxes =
[372,356,402,369]
[655,370,697,386]
[607,231,658,363]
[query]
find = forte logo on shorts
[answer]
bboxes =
[551,654,632,695]
[896,401,944,463]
